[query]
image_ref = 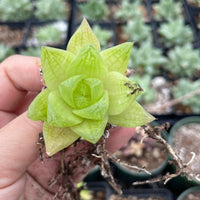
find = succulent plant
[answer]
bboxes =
[129,41,168,76]
[158,19,193,48]
[172,78,200,113]
[27,19,154,156]
[20,47,41,57]
[123,19,152,45]
[35,24,64,45]
[0,44,14,62]
[166,44,200,77]
[78,0,108,21]
[129,74,156,104]
[34,0,66,20]
[92,25,112,49]
[114,0,143,21]
[0,0,32,22]
[154,0,182,21]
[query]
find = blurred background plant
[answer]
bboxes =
[166,44,200,78]
[20,47,41,57]
[0,0,32,22]
[172,78,200,113]
[129,41,168,76]
[78,0,108,21]
[34,0,66,20]
[0,44,14,62]
[92,25,112,49]
[158,19,193,48]
[153,0,182,21]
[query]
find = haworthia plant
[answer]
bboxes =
[28,18,155,156]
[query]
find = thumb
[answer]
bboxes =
[0,112,42,189]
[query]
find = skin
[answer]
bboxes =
[0,55,135,200]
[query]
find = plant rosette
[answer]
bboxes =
[168,116,200,188]
[177,186,200,200]
[27,18,154,156]
[113,122,169,185]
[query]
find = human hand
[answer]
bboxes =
[0,55,135,200]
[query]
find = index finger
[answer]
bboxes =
[0,55,43,112]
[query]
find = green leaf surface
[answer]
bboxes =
[66,44,108,81]
[43,122,79,156]
[47,91,83,127]
[27,89,50,121]
[108,101,155,127]
[104,71,142,115]
[67,18,100,54]
[41,46,74,90]
[73,91,109,120]
[59,75,84,108]
[101,42,133,74]
[70,116,108,143]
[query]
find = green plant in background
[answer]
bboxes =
[154,0,182,21]
[158,19,193,48]
[35,25,64,45]
[34,0,66,20]
[129,41,168,76]
[123,19,152,45]
[27,19,154,156]
[0,44,14,62]
[172,78,200,113]
[20,47,41,57]
[129,74,156,104]
[114,0,142,21]
[0,0,32,22]
[92,25,112,49]
[78,0,108,21]
[166,44,200,77]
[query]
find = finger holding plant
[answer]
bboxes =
[28,18,155,156]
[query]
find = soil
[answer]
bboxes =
[0,25,25,46]
[110,194,165,200]
[114,127,167,172]
[172,123,200,181]
[182,191,200,200]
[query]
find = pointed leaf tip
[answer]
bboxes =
[67,18,100,54]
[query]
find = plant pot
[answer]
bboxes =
[167,116,200,192]
[109,188,173,200]
[177,186,200,200]
[113,123,169,185]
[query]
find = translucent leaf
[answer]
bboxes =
[47,91,83,127]
[108,101,155,127]
[41,46,74,90]
[101,42,133,74]
[84,78,104,103]
[70,116,108,144]
[66,44,108,81]
[27,89,50,121]
[104,71,143,115]
[67,18,100,54]
[59,75,84,108]
[43,122,79,156]
[73,91,109,120]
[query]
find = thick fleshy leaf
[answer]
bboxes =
[84,78,104,103]
[27,89,50,121]
[108,101,155,127]
[66,44,108,81]
[47,91,83,127]
[41,46,74,90]
[59,75,84,108]
[43,122,79,156]
[104,71,143,115]
[70,116,108,143]
[101,42,133,74]
[67,18,100,54]
[73,91,109,120]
